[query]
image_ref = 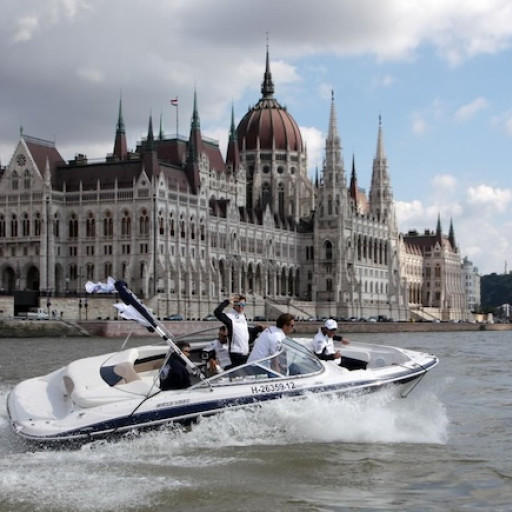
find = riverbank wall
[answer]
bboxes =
[1,318,510,338]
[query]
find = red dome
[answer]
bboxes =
[237,49,303,153]
[237,98,303,152]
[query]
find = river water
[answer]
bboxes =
[0,331,511,511]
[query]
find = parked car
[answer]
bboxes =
[164,314,183,321]
[253,315,267,322]
[202,314,217,321]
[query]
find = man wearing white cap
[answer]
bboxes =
[313,319,367,370]
[312,319,349,363]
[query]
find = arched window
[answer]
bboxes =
[180,214,185,238]
[86,212,96,237]
[324,240,333,260]
[262,183,271,209]
[23,169,31,189]
[169,213,175,237]
[278,183,285,216]
[22,213,30,236]
[34,212,41,236]
[11,214,18,237]
[12,171,19,191]
[139,209,149,236]
[121,210,131,236]
[69,213,78,238]
[0,214,6,237]
[54,213,60,238]
[103,211,113,238]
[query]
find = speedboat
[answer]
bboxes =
[6,281,439,445]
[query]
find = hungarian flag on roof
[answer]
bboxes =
[170,98,178,106]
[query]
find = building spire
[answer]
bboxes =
[226,103,240,171]
[321,89,345,190]
[159,111,165,140]
[113,95,128,160]
[449,217,456,248]
[349,154,359,211]
[261,36,275,99]
[369,115,393,222]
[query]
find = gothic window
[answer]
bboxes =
[22,213,30,236]
[324,240,333,260]
[54,213,60,238]
[326,279,333,292]
[139,209,149,236]
[200,219,205,241]
[11,214,18,237]
[0,214,5,237]
[121,210,131,236]
[69,213,79,238]
[158,210,164,235]
[169,213,175,237]
[180,214,185,238]
[86,213,96,237]
[34,213,41,236]
[328,196,332,216]
[23,170,31,189]
[12,171,19,191]
[104,262,113,279]
[262,183,271,209]
[103,211,113,238]
[190,217,195,239]
[278,183,285,216]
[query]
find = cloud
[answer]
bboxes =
[491,109,512,136]
[454,97,489,121]
[12,16,39,42]
[467,185,512,214]
[300,126,324,176]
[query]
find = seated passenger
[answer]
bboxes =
[159,341,192,390]
[202,326,232,374]
[248,313,295,372]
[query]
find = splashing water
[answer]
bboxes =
[0,381,448,511]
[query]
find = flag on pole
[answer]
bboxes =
[113,303,152,327]
[170,97,178,106]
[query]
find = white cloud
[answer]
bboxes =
[12,16,39,42]
[77,67,104,83]
[454,97,488,121]
[467,185,512,213]
[411,113,428,135]
[300,126,324,176]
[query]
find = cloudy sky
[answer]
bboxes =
[1,0,512,275]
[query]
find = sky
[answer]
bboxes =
[1,0,512,276]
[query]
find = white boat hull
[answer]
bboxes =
[7,339,438,445]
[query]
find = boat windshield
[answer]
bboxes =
[194,336,323,388]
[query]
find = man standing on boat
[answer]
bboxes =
[214,294,262,367]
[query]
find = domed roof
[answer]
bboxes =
[237,50,303,153]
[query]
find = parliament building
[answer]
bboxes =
[0,49,472,322]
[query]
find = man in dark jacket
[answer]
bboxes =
[159,341,192,390]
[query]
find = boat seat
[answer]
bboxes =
[113,362,142,384]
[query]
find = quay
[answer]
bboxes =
[0,318,509,339]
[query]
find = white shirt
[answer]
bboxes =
[247,326,285,363]
[203,338,232,369]
[226,308,250,355]
[312,328,336,357]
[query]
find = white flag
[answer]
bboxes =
[85,276,116,294]
[113,303,152,328]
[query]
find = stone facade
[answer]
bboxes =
[0,50,472,321]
